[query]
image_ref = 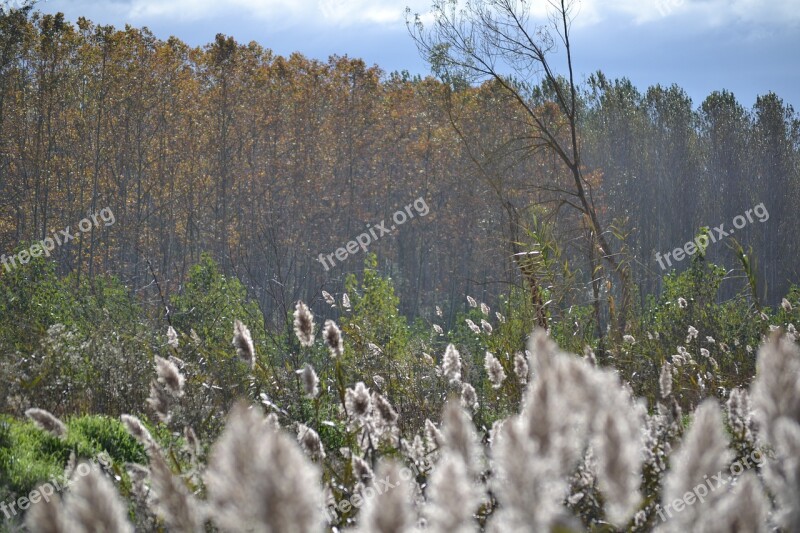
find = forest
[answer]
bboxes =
[1,0,799,531]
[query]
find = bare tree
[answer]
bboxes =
[408,0,632,338]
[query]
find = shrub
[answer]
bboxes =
[0,414,146,504]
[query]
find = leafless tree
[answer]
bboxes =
[408,0,633,338]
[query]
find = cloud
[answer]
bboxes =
[50,0,800,33]
[727,0,800,27]
[318,0,423,25]
[118,0,431,26]
[579,0,800,28]
[125,0,304,23]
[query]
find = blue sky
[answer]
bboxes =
[35,0,800,110]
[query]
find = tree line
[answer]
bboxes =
[0,6,797,334]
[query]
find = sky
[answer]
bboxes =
[31,0,800,110]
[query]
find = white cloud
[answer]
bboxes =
[126,0,306,22]
[318,0,420,25]
[729,0,800,26]
[120,0,429,26]
[48,0,800,32]
[577,0,800,27]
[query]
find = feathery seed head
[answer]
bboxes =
[149,451,201,531]
[65,466,134,532]
[155,355,184,397]
[147,381,173,423]
[441,399,482,476]
[205,403,323,531]
[293,301,316,347]
[25,496,66,532]
[300,363,319,398]
[346,382,372,419]
[442,344,462,385]
[297,423,326,460]
[726,387,752,443]
[322,290,336,306]
[166,326,179,348]
[425,419,445,451]
[425,452,481,533]
[372,392,399,427]
[584,345,597,366]
[659,362,673,399]
[709,472,768,533]
[662,400,732,529]
[232,319,255,369]
[484,351,506,388]
[323,319,344,358]
[358,460,414,533]
[514,351,529,384]
[751,333,800,447]
[460,382,479,411]
[465,319,480,334]
[25,408,67,438]
[120,414,157,452]
[352,455,374,484]
[264,412,281,431]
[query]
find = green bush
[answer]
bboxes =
[171,252,262,348]
[615,256,780,409]
[0,250,142,353]
[66,416,148,465]
[0,415,147,503]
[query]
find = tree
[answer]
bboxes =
[408,0,632,340]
